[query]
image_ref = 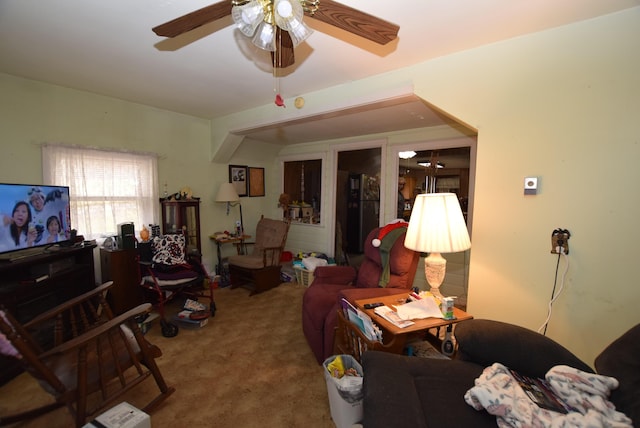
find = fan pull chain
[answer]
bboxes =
[274,26,285,107]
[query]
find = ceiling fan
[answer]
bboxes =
[152,0,400,69]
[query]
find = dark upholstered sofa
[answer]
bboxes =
[362,319,640,428]
[302,227,419,364]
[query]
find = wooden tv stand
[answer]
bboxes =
[0,244,97,384]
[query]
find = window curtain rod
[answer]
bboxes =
[37,142,165,159]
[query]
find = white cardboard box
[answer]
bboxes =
[83,402,150,428]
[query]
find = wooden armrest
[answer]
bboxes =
[24,281,115,328]
[261,247,283,266]
[40,303,152,357]
[234,241,254,255]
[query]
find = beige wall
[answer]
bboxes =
[1,7,639,364]
[418,9,640,364]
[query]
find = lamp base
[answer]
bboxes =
[425,252,447,299]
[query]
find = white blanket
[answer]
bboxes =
[464,363,632,428]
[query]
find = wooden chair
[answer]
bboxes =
[333,309,403,363]
[228,217,290,295]
[0,282,175,427]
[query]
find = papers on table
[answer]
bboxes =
[373,305,415,328]
[394,297,445,320]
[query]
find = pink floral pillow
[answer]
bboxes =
[152,234,186,265]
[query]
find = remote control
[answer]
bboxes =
[364,302,384,309]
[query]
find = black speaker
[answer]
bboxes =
[138,241,153,263]
[117,222,136,249]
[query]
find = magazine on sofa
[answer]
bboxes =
[509,369,574,414]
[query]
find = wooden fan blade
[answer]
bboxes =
[152,0,233,38]
[271,28,295,69]
[306,0,399,45]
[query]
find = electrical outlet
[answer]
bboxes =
[550,229,570,254]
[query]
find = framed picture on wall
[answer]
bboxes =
[248,167,265,197]
[229,165,248,197]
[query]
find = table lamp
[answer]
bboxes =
[404,193,471,298]
[215,182,244,236]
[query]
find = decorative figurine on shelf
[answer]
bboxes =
[179,186,193,199]
[278,193,291,219]
[140,225,150,242]
[164,186,195,201]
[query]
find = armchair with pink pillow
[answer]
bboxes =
[302,225,420,364]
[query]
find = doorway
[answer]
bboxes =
[335,146,382,265]
[393,140,476,307]
[398,146,472,222]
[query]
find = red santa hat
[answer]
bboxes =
[372,219,409,247]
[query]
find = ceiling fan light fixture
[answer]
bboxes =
[399,151,417,159]
[275,0,294,19]
[274,0,301,29]
[232,1,265,37]
[274,0,311,47]
[153,0,400,69]
[287,20,313,47]
[252,21,276,51]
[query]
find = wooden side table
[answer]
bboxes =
[354,293,473,355]
[209,234,250,286]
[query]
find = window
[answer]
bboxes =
[42,145,158,239]
[283,158,322,224]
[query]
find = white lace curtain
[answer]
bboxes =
[42,144,159,240]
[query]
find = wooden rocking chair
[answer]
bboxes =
[0,282,175,427]
[228,217,290,295]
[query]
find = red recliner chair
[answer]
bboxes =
[302,226,420,364]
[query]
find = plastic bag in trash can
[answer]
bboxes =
[324,355,363,404]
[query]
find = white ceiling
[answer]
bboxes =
[1,1,638,144]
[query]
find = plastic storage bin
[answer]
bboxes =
[294,266,314,287]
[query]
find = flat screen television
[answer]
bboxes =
[0,183,71,260]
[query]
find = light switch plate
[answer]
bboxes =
[524,177,538,195]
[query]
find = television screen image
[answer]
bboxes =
[0,183,71,257]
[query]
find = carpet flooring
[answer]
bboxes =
[0,281,336,427]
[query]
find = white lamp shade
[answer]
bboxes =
[274,0,311,46]
[274,0,298,23]
[216,183,240,203]
[404,193,471,253]
[232,1,265,37]
[252,21,276,51]
[287,19,313,46]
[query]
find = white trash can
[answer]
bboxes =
[323,355,363,428]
